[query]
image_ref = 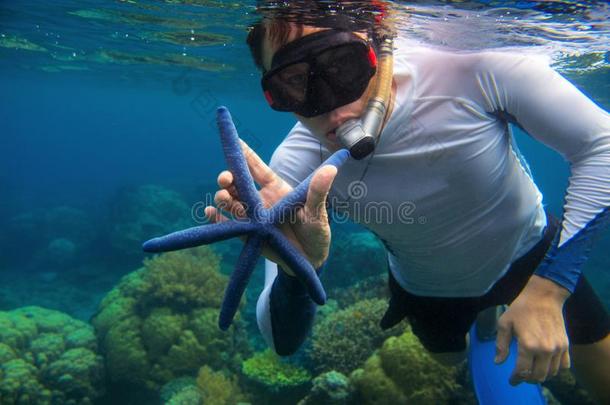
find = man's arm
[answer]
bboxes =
[256,260,317,356]
[475,52,610,265]
[255,124,333,355]
[475,51,610,384]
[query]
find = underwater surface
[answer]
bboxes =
[0,1,608,404]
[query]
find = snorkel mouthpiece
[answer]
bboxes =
[336,119,375,160]
[338,37,394,160]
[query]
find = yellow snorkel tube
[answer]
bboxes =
[337,35,394,160]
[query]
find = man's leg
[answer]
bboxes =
[571,333,610,404]
[561,271,610,404]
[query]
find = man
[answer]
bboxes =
[205,2,610,401]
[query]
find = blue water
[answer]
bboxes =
[1,1,608,404]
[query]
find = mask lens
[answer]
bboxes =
[261,32,376,116]
[317,43,370,88]
[264,62,310,111]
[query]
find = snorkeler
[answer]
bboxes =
[205,1,610,402]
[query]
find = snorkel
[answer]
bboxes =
[247,0,395,160]
[337,35,394,160]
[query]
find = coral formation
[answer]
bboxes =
[159,366,245,405]
[160,377,204,405]
[543,369,595,405]
[196,365,244,405]
[298,371,352,405]
[330,273,388,309]
[350,328,460,404]
[45,237,77,266]
[0,306,104,404]
[242,349,311,403]
[308,298,407,374]
[108,184,193,258]
[91,247,250,393]
[3,205,94,271]
[242,349,311,392]
[323,226,387,289]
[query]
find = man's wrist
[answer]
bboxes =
[276,262,325,295]
[526,274,571,303]
[276,266,309,296]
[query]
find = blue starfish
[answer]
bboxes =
[143,106,350,330]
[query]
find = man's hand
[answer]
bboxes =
[495,275,571,385]
[205,140,338,273]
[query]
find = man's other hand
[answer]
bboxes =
[494,275,571,385]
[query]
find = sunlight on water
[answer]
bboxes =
[0,1,607,80]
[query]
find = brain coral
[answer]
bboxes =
[0,306,104,405]
[91,246,250,392]
[308,298,407,374]
[350,328,460,404]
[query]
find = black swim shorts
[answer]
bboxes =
[380,214,610,353]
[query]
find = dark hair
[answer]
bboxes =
[246,19,305,71]
[246,0,393,71]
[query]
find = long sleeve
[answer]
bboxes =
[256,259,316,355]
[475,52,610,291]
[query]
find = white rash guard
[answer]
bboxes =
[256,39,610,350]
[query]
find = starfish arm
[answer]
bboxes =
[267,227,326,305]
[142,220,256,252]
[268,149,350,223]
[217,106,263,218]
[218,234,264,330]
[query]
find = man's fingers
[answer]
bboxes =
[305,165,339,221]
[214,189,246,218]
[495,320,512,364]
[560,350,571,370]
[217,171,239,198]
[510,344,535,386]
[217,170,233,188]
[240,139,278,187]
[531,353,551,383]
[204,206,229,224]
[549,350,562,377]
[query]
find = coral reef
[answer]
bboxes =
[242,349,311,391]
[160,377,203,405]
[0,306,104,404]
[323,226,387,290]
[196,365,244,405]
[91,247,250,393]
[0,264,115,322]
[308,298,407,374]
[242,349,311,403]
[329,273,389,309]
[108,184,193,259]
[159,366,245,405]
[350,328,461,404]
[543,369,595,405]
[3,205,94,271]
[298,371,352,405]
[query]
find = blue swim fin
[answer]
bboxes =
[468,321,546,405]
